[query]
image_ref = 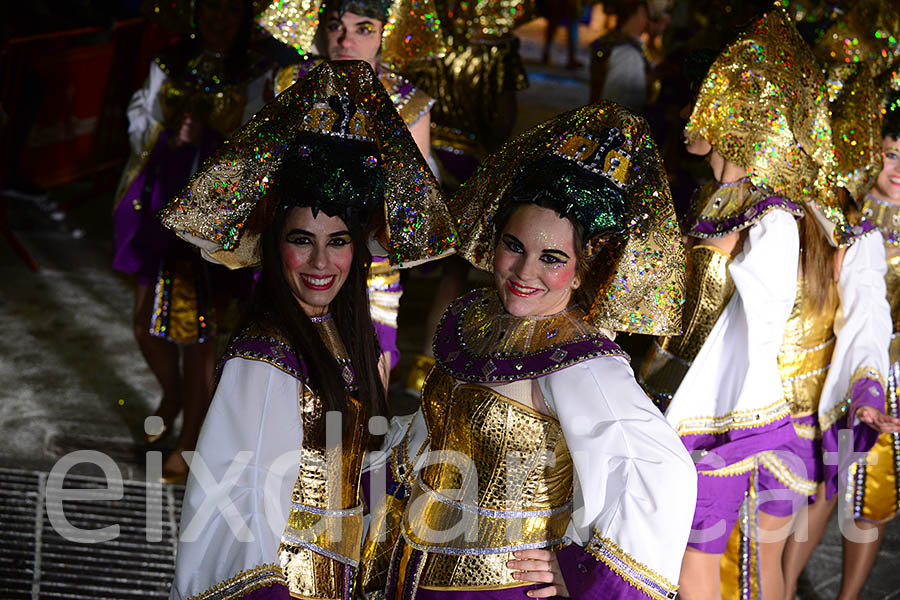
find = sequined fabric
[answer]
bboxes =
[278,316,368,597]
[259,0,445,69]
[451,102,684,335]
[402,366,572,589]
[863,194,900,247]
[813,0,900,79]
[155,50,271,136]
[685,6,852,244]
[161,61,457,269]
[434,0,536,40]
[183,563,286,600]
[434,289,627,383]
[684,179,803,238]
[149,259,215,344]
[777,277,838,418]
[639,244,735,409]
[827,64,883,200]
[402,36,527,154]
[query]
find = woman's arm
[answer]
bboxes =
[819,230,898,497]
[126,62,166,155]
[170,358,302,600]
[524,356,698,599]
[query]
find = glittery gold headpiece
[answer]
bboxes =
[161,60,457,269]
[686,4,852,244]
[812,0,900,79]
[827,64,883,200]
[258,0,445,68]
[451,101,684,336]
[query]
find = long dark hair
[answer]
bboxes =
[237,205,389,449]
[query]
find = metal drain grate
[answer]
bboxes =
[0,467,183,599]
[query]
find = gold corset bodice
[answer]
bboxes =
[639,244,735,408]
[404,366,573,590]
[278,317,368,600]
[777,278,838,418]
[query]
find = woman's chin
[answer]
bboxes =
[498,290,540,317]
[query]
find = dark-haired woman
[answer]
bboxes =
[263,0,443,375]
[362,101,698,600]
[112,0,273,481]
[164,61,457,600]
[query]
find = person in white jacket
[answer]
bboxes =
[160,61,457,600]
[639,8,898,600]
[359,100,698,600]
[112,0,273,482]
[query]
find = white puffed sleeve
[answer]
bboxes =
[666,209,799,441]
[126,62,167,155]
[819,230,890,428]
[170,358,303,600]
[539,355,697,591]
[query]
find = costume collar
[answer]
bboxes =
[685,179,803,238]
[862,194,900,246]
[434,288,627,384]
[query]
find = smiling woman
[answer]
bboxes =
[160,61,456,600]
[279,208,355,316]
[359,101,698,600]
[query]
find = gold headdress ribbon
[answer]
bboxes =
[451,101,684,336]
[160,60,457,269]
[258,0,446,69]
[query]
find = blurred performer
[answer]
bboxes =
[261,0,445,375]
[360,100,697,600]
[401,0,538,398]
[163,61,456,600]
[780,84,900,600]
[112,0,273,482]
[640,8,892,600]
[589,0,671,111]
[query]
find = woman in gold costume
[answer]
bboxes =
[162,61,457,600]
[638,8,897,600]
[112,0,274,482]
[780,89,900,600]
[361,101,698,600]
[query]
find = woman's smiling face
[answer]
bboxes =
[871,136,900,204]
[279,206,354,317]
[492,204,580,317]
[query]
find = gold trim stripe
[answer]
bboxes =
[676,399,790,436]
[185,563,285,600]
[586,534,678,600]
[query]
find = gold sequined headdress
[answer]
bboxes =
[685,5,853,244]
[451,101,684,336]
[258,0,445,68]
[160,60,457,269]
[812,0,900,82]
[825,64,883,201]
